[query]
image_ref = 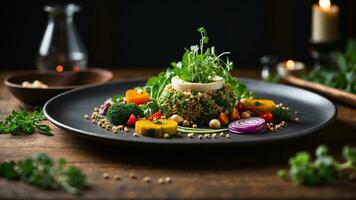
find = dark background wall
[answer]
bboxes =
[0,0,354,69]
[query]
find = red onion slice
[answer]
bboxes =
[99,102,111,115]
[228,117,266,134]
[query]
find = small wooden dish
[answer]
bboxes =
[5,68,113,107]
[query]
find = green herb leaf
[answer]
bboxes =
[278,145,356,186]
[0,108,52,136]
[0,153,86,195]
[254,101,264,106]
[342,145,356,167]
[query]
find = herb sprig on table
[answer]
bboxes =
[144,27,255,99]
[278,145,356,185]
[0,153,86,195]
[304,39,356,94]
[0,108,52,136]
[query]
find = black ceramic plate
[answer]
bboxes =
[44,78,336,147]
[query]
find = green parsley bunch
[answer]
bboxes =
[278,145,356,185]
[0,153,86,195]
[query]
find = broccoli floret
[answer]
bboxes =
[106,103,142,125]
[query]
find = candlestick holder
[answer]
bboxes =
[308,38,341,71]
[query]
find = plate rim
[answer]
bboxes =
[43,78,337,145]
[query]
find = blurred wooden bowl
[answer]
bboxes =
[4,68,113,107]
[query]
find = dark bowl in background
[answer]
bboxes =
[4,68,113,107]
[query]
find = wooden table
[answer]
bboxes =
[0,68,355,199]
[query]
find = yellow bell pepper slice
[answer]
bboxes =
[239,98,276,113]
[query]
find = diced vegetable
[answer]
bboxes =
[127,114,136,126]
[218,113,230,125]
[228,117,266,134]
[259,112,273,122]
[135,119,177,137]
[239,98,276,113]
[148,111,161,121]
[236,101,243,111]
[231,108,240,120]
[125,89,149,105]
[99,102,111,115]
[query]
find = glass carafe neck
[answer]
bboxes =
[45,4,80,23]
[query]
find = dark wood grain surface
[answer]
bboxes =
[0,68,355,199]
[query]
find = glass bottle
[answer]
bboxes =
[37,4,87,72]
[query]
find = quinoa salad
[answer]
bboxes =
[84,27,300,139]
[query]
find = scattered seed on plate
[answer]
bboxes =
[192,124,198,128]
[163,133,170,139]
[143,176,151,183]
[225,134,231,138]
[188,133,194,139]
[94,107,99,112]
[91,119,96,124]
[129,173,136,179]
[158,178,165,184]
[103,173,109,179]
[164,177,172,183]
[124,127,129,132]
[118,125,124,130]
[84,114,89,119]
[198,135,203,139]
[212,133,217,138]
[133,132,138,137]
[219,132,225,137]
[204,134,210,139]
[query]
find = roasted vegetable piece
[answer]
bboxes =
[239,98,276,113]
[106,103,142,125]
[135,119,177,137]
[127,114,136,126]
[218,112,230,125]
[125,89,149,105]
[260,112,273,122]
[148,111,161,121]
[231,108,240,120]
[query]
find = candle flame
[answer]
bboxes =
[56,65,64,73]
[319,0,331,9]
[286,60,295,70]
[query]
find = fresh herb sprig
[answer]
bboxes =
[144,27,255,99]
[0,153,86,195]
[278,145,356,185]
[0,108,52,136]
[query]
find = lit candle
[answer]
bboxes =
[311,0,339,43]
[277,60,305,77]
[56,65,64,73]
